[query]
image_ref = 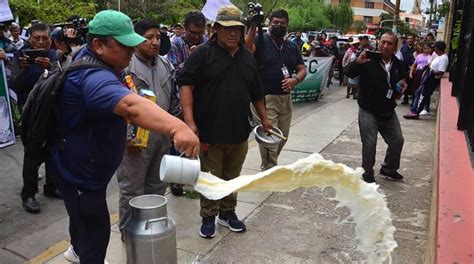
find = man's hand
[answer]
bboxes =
[35,57,51,69]
[356,51,370,64]
[0,49,6,61]
[189,45,198,53]
[172,123,200,158]
[282,77,298,93]
[261,118,273,134]
[185,120,199,137]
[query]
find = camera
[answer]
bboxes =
[247,2,264,26]
[21,49,48,63]
[53,17,88,43]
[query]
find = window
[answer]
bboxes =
[365,2,375,8]
[364,16,373,23]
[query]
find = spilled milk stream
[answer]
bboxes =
[194,153,397,263]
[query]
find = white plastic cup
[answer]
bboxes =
[159,155,200,185]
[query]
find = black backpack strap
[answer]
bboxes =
[66,55,110,73]
[55,56,110,147]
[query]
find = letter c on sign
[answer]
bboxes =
[309,59,318,74]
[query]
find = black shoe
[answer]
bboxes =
[22,197,40,213]
[362,174,376,183]
[44,187,62,199]
[380,168,404,181]
[199,216,216,239]
[218,211,246,232]
[170,184,184,196]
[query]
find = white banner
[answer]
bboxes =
[291,56,334,102]
[0,0,13,22]
[0,60,15,148]
[201,0,231,21]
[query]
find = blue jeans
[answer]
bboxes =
[411,74,440,113]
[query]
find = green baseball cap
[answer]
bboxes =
[88,10,145,47]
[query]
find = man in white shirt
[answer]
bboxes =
[404,41,448,119]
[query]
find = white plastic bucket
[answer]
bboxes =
[159,155,200,185]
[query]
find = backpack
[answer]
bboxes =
[21,54,107,158]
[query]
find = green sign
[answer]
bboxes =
[291,56,333,102]
[0,61,15,148]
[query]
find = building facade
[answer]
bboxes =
[325,0,395,33]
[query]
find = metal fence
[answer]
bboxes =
[449,0,474,152]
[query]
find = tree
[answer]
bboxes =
[325,3,353,33]
[9,0,97,26]
[353,20,367,33]
[285,0,331,31]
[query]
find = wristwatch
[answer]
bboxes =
[294,76,300,83]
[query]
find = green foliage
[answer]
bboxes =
[353,20,367,33]
[323,3,353,33]
[285,0,331,31]
[9,0,97,26]
[451,12,462,50]
[437,0,450,18]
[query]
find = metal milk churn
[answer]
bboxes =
[124,194,177,264]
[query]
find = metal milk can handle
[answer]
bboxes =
[145,217,169,230]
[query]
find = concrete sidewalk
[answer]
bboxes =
[34,87,435,263]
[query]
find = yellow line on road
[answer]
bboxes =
[28,213,119,263]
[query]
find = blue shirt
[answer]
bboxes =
[51,47,131,190]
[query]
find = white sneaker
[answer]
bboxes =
[64,246,109,264]
[419,110,430,116]
[64,246,79,263]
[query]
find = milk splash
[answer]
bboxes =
[194,153,397,263]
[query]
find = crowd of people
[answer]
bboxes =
[0,4,447,263]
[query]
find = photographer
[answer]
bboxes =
[346,32,407,184]
[246,9,307,171]
[9,22,60,213]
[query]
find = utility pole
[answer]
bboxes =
[393,0,401,33]
[429,0,434,26]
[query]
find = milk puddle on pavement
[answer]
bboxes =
[194,153,397,264]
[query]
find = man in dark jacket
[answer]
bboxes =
[9,23,61,213]
[347,32,408,183]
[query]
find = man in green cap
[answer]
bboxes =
[50,10,199,263]
[178,5,272,239]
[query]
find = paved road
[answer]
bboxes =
[0,84,343,262]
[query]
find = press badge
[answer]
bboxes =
[386,89,393,99]
[281,65,290,78]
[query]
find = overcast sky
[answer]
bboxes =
[399,0,440,13]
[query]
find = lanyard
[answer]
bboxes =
[270,36,285,66]
[380,60,393,89]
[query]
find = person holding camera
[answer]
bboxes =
[9,22,61,213]
[246,9,307,171]
[346,32,407,184]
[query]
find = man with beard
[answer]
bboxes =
[246,9,307,170]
